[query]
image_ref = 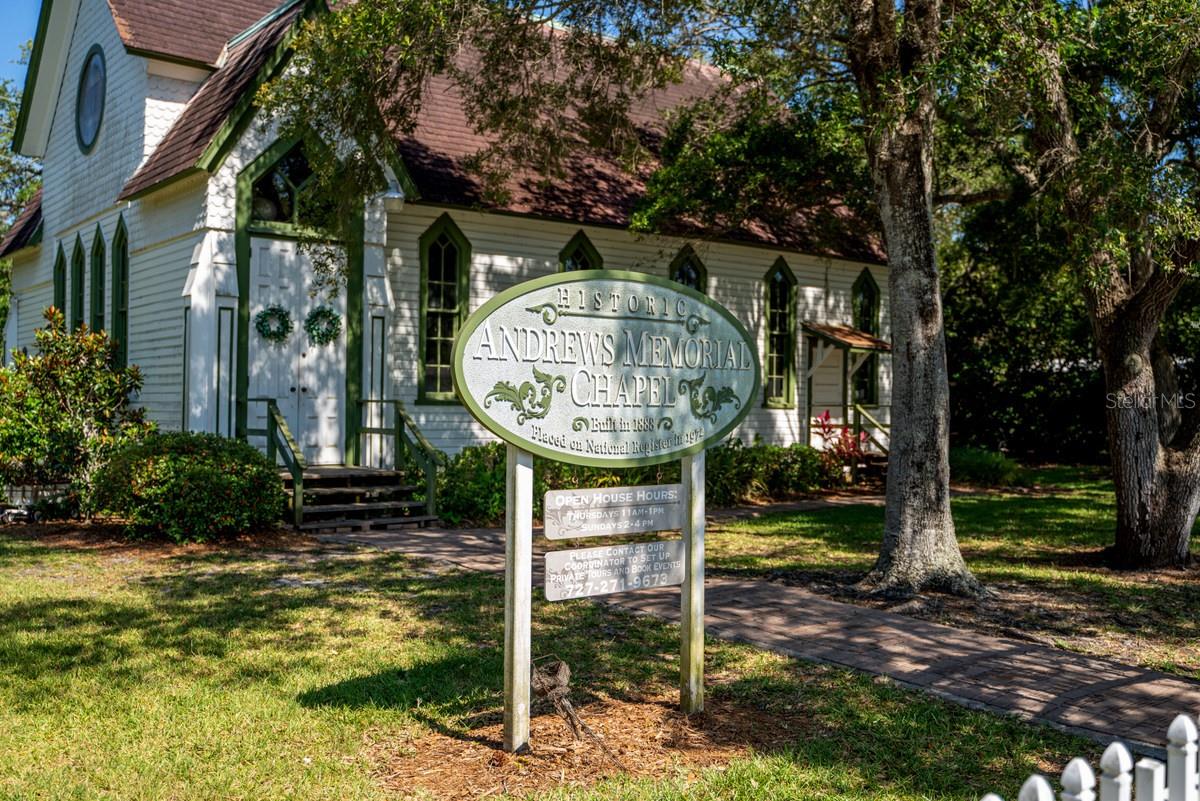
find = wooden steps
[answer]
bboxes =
[302,500,425,517]
[856,453,888,482]
[300,485,418,497]
[299,515,440,533]
[280,466,437,534]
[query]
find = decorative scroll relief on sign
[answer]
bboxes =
[544,540,686,601]
[453,271,761,467]
[544,484,683,539]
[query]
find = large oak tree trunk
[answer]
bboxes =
[1025,31,1200,570]
[1095,319,1200,568]
[843,0,980,595]
[861,120,980,595]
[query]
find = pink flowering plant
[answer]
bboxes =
[815,409,868,476]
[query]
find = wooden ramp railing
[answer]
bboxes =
[246,397,308,527]
[359,399,447,518]
[852,403,890,456]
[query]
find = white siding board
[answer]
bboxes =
[9,252,50,356]
[126,235,196,429]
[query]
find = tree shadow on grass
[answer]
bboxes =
[298,653,502,714]
[714,662,1094,801]
[1,530,685,721]
[0,529,1099,801]
[322,637,1093,801]
[0,539,513,701]
[293,589,691,732]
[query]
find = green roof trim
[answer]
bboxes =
[120,166,206,202]
[123,47,216,72]
[195,0,421,204]
[228,0,306,47]
[12,0,54,154]
[387,155,421,201]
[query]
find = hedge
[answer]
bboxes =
[438,439,842,526]
[91,432,286,542]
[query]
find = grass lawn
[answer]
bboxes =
[707,466,1200,679]
[0,527,1091,801]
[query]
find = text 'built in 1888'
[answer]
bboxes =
[453,270,760,467]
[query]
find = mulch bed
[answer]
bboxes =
[0,521,315,558]
[373,694,810,800]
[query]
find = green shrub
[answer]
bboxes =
[31,491,79,522]
[703,439,769,506]
[437,442,681,526]
[765,443,843,498]
[949,446,1024,487]
[437,439,838,526]
[91,432,286,542]
[436,442,509,526]
[0,308,152,505]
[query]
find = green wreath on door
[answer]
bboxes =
[304,305,342,346]
[254,304,293,344]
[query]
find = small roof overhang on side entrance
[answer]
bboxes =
[802,321,891,353]
[0,189,44,258]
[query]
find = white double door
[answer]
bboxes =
[248,237,346,465]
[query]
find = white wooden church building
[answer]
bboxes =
[1,0,892,468]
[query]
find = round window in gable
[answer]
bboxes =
[76,45,106,153]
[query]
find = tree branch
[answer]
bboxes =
[934,186,1011,206]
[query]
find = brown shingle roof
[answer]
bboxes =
[120,9,885,263]
[118,3,302,201]
[803,321,891,352]
[397,59,885,263]
[0,189,43,258]
[107,0,285,67]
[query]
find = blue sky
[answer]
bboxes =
[2,0,40,88]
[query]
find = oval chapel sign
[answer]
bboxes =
[453,270,761,467]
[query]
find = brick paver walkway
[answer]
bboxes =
[320,519,1200,756]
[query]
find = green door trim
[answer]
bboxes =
[234,131,365,465]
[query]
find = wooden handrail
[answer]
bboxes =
[247,397,307,527]
[852,403,889,434]
[359,399,446,517]
[850,403,890,456]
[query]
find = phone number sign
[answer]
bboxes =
[543,540,685,601]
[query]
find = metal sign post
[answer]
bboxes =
[503,445,533,753]
[680,450,705,714]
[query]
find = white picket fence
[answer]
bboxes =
[981,714,1199,801]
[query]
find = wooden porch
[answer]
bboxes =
[803,321,893,457]
[250,398,447,533]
